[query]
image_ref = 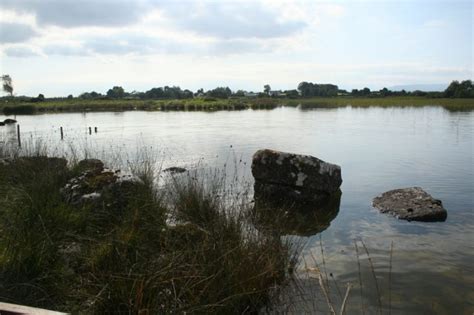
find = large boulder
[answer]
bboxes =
[252,149,342,206]
[373,187,447,222]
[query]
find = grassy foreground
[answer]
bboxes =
[0,147,296,313]
[1,96,473,115]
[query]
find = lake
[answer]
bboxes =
[1,106,473,314]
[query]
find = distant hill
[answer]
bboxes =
[388,84,447,92]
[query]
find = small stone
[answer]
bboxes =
[373,187,447,222]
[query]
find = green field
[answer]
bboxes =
[1,96,473,115]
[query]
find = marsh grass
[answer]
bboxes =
[1,96,472,115]
[0,144,297,313]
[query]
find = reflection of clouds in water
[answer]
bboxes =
[295,228,474,314]
[303,218,474,272]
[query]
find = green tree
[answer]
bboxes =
[1,74,13,96]
[107,86,126,99]
[207,87,232,99]
[444,80,473,98]
[264,84,271,95]
[234,90,246,97]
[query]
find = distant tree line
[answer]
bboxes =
[73,80,474,100]
[1,74,473,101]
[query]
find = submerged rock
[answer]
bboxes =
[373,187,447,222]
[252,149,342,205]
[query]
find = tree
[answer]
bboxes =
[284,89,299,98]
[297,82,339,97]
[1,74,13,96]
[106,86,126,99]
[234,90,246,97]
[444,80,473,98]
[264,84,271,95]
[207,87,232,99]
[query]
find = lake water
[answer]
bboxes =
[1,106,473,314]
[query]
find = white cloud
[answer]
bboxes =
[0,0,147,28]
[3,44,40,57]
[0,22,38,43]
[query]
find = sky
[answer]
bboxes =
[0,0,472,97]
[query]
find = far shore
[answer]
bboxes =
[1,96,473,115]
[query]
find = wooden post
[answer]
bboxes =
[60,126,64,140]
[17,124,21,147]
[88,127,92,135]
[94,127,97,133]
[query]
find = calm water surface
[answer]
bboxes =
[1,106,473,314]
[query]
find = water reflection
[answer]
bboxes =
[253,191,341,237]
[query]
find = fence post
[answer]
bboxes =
[60,126,64,140]
[17,124,21,147]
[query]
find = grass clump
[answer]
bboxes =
[0,148,295,313]
[3,104,37,115]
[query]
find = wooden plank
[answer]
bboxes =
[0,302,68,315]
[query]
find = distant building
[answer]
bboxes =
[244,92,259,97]
[269,90,287,97]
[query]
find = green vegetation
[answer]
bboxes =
[0,146,296,313]
[0,96,472,115]
[1,76,472,114]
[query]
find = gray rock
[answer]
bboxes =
[252,149,342,205]
[3,118,17,124]
[62,160,143,207]
[373,187,447,222]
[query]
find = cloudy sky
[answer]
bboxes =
[0,0,472,97]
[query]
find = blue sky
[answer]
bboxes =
[0,0,472,96]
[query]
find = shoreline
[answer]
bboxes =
[1,96,473,115]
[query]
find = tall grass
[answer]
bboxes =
[2,96,472,115]
[0,145,297,313]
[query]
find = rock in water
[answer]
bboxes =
[3,118,17,124]
[252,149,342,205]
[373,187,447,222]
